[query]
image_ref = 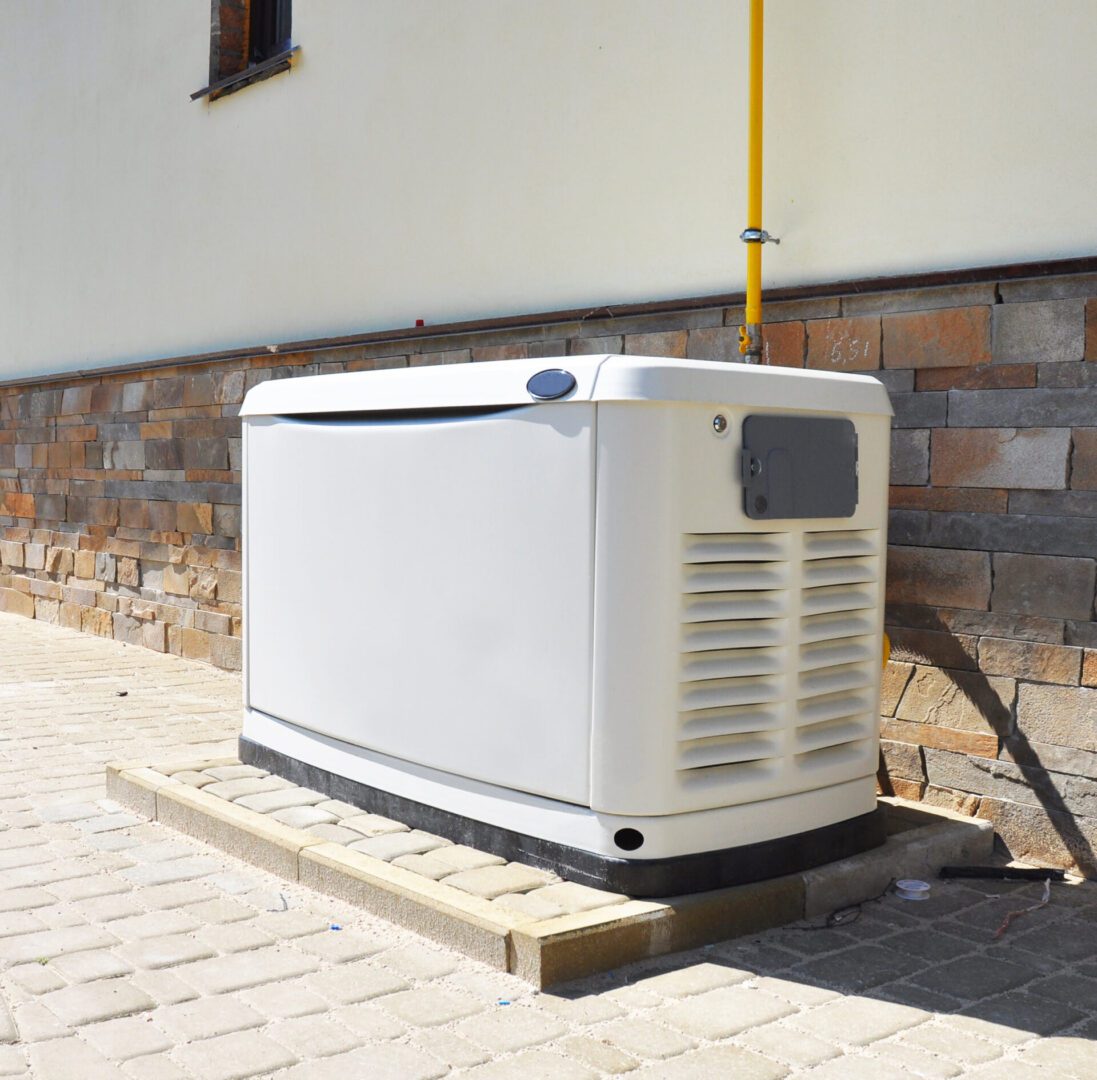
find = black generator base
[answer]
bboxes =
[240,737,888,899]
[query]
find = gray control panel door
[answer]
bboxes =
[741,415,858,519]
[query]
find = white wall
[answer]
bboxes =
[2,0,1096,379]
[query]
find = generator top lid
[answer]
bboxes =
[240,354,892,417]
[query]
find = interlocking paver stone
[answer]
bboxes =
[173,1029,297,1080]
[346,830,451,861]
[264,1015,360,1058]
[633,1045,788,1079]
[378,987,484,1027]
[792,996,929,1045]
[661,986,796,1040]
[456,1006,567,1052]
[278,1043,446,1080]
[40,979,155,1026]
[117,933,216,969]
[202,777,290,802]
[171,946,320,994]
[233,787,326,814]
[81,1015,173,1061]
[305,960,408,1005]
[597,1017,696,1060]
[270,805,336,829]
[154,996,265,1040]
[443,863,558,899]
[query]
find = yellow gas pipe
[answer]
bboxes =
[738,0,777,362]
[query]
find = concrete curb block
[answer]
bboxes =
[106,762,995,988]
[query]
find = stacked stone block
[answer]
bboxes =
[2,267,1097,875]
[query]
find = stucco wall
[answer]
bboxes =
[2,0,1097,379]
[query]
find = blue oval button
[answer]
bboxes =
[526,369,577,400]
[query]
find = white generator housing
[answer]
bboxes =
[240,356,892,895]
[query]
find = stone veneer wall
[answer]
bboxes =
[2,268,1097,874]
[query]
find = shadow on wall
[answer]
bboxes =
[877,611,1097,880]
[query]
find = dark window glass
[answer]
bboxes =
[249,0,292,64]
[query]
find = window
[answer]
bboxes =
[192,0,297,102]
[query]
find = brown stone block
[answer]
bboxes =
[192,568,218,602]
[1084,650,1097,688]
[930,428,1070,490]
[0,541,23,568]
[163,565,193,597]
[991,552,1096,621]
[217,570,242,603]
[888,487,1008,514]
[180,628,210,661]
[409,349,471,367]
[80,606,112,637]
[880,739,925,781]
[921,784,981,816]
[472,343,529,363]
[118,500,151,530]
[177,504,214,534]
[89,384,123,413]
[880,661,914,716]
[623,331,687,359]
[60,385,94,415]
[46,443,71,469]
[887,626,979,670]
[895,665,1014,735]
[877,775,925,801]
[1016,683,1097,752]
[978,637,1081,686]
[915,363,1036,391]
[57,424,98,442]
[880,717,998,758]
[1,493,34,518]
[0,589,34,618]
[759,321,805,368]
[1070,429,1097,490]
[886,545,991,610]
[58,602,81,630]
[805,316,880,370]
[883,306,990,369]
[686,326,740,363]
[977,795,1096,877]
[1086,298,1097,360]
[117,558,140,588]
[210,634,243,670]
[73,550,95,579]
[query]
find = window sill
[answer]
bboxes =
[191,46,299,102]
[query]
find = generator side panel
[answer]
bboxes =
[590,399,890,822]
[244,405,597,807]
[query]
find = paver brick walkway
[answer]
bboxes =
[0,611,1095,1078]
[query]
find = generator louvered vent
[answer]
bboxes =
[796,530,880,768]
[677,533,789,787]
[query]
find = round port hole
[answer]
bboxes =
[614,828,644,852]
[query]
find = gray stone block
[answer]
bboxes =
[872,369,915,394]
[888,508,1097,559]
[992,551,1096,620]
[843,282,997,315]
[948,386,1097,427]
[1017,683,1097,752]
[1037,361,1097,387]
[890,430,929,485]
[998,272,1097,302]
[1000,737,1097,781]
[890,392,947,429]
[992,299,1085,364]
[1010,490,1097,518]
